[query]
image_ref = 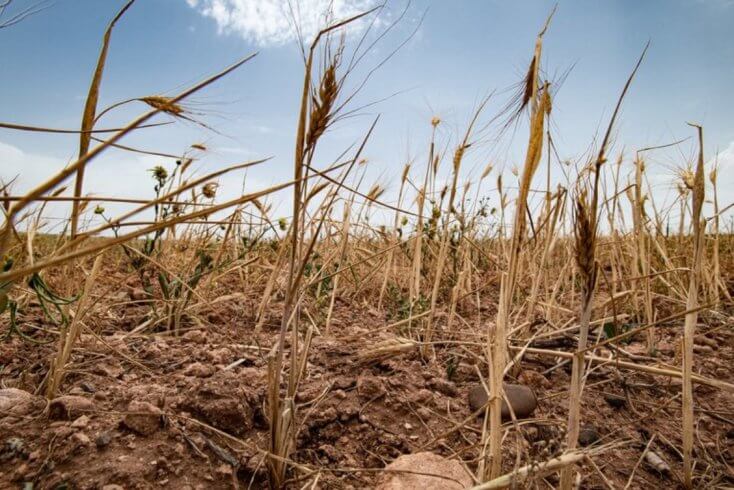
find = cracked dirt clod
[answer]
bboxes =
[357,375,387,399]
[183,391,255,435]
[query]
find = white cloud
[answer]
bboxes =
[0,140,70,190]
[710,141,734,210]
[186,0,381,47]
[0,140,287,234]
[0,140,162,232]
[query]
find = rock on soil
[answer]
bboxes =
[95,431,112,448]
[183,362,215,378]
[0,388,44,419]
[578,425,600,446]
[604,393,626,408]
[468,383,537,419]
[376,452,472,489]
[182,330,207,344]
[48,395,94,420]
[122,400,162,436]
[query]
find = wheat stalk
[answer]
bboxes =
[682,122,705,489]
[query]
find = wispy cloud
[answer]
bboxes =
[1,139,288,232]
[712,140,734,193]
[185,0,381,47]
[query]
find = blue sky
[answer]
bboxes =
[2,0,734,231]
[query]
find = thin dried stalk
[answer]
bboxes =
[0,162,347,285]
[633,157,656,351]
[560,42,648,490]
[267,11,378,482]
[377,162,410,310]
[471,452,587,490]
[424,99,488,357]
[682,123,705,489]
[325,196,352,332]
[71,0,136,239]
[46,253,105,398]
[483,31,552,479]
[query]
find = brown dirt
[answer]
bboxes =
[1,269,733,489]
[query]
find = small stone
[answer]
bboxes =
[333,376,356,390]
[182,362,214,378]
[468,384,537,420]
[0,388,44,418]
[645,450,671,473]
[182,330,206,344]
[694,335,717,348]
[49,395,94,420]
[96,432,112,448]
[376,452,472,490]
[92,363,124,378]
[525,426,539,441]
[578,425,600,446]
[693,344,714,354]
[73,432,91,445]
[71,415,90,429]
[207,347,230,364]
[102,485,125,490]
[80,381,96,393]
[604,393,626,408]
[122,400,162,436]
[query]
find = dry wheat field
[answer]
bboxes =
[0,1,733,489]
